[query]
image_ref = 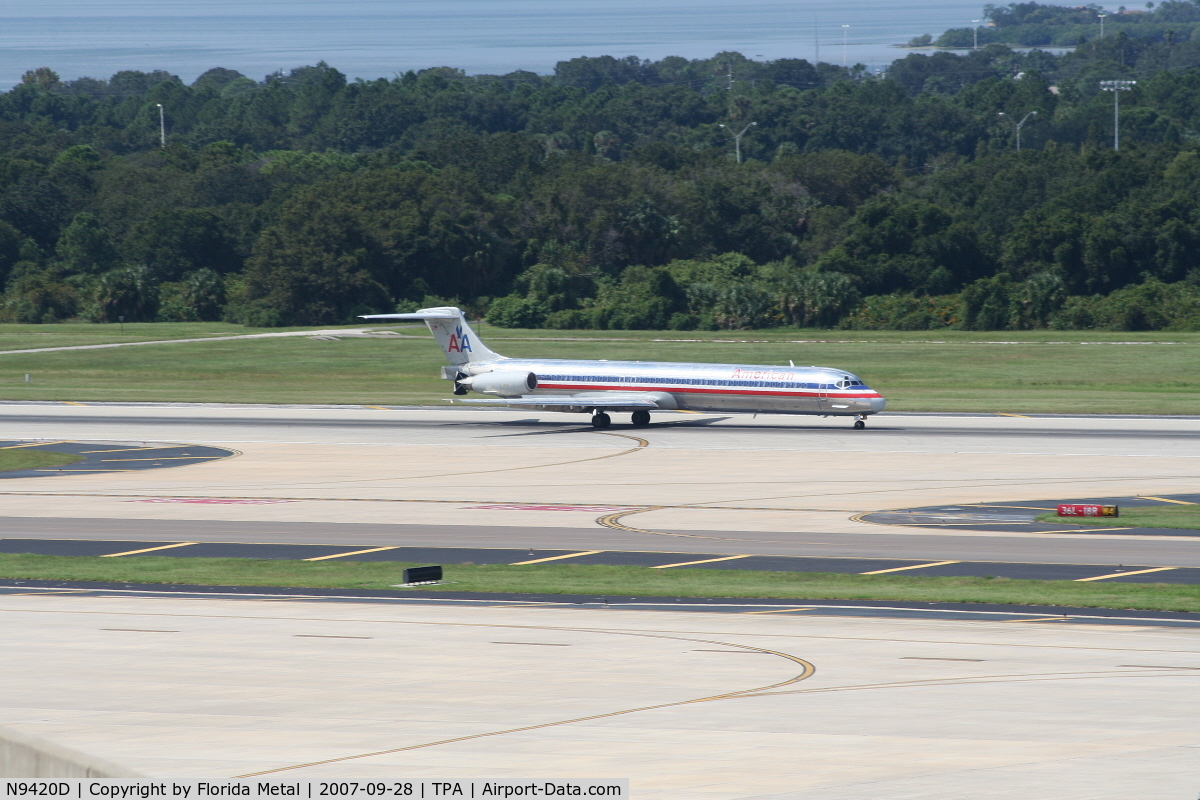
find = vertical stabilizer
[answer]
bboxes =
[360,307,502,365]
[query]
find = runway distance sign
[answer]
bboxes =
[1057,504,1119,517]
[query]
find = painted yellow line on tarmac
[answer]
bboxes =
[0,440,70,449]
[860,560,960,575]
[80,446,172,453]
[303,546,399,562]
[511,550,603,565]
[101,542,198,557]
[1141,496,1197,505]
[742,607,817,615]
[61,401,87,406]
[100,456,214,461]
[996,412,1029,417]
[363,405,392,410]
[652,554,751,569]
[1047,527,1133,533]
[1075,566,1177,582]
[1003,616,1071,623]
[966,504,1056,511]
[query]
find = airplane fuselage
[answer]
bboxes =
[361,307,886,428]
[461,357,886,417]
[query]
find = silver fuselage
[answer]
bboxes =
[465,357,886,416]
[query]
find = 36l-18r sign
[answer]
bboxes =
[1057,504,1119,517]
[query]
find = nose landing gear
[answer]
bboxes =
[853,415,866,430]
[591,412,611,430]
[631,409,651,427]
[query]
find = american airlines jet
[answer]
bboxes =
[364,307,886,429]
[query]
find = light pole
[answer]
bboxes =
[842,25,850,68]
[719,121,757,164]
[998,110,1038,150]
[972,20,981,49]
[1098,13,1107,38]
[155,103,165,147]
[1099,80,1136,150]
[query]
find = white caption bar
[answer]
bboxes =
[2,781,628,800]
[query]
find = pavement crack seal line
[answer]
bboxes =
[186,430,652,490]
[672,474,1200,508]
[231,626,816,778]
[592,505,778,543]
[747,667,1200,700]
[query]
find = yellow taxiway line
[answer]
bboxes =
[1075,567,1177,582]
[1,440,71,449]
[303,546,399,562]
[101,456,213,461]
[1140,496,1197,505]
[652,555,751,569]
[101,542,198,557]
[742,607,817,615]
[860,560,960,575]
[510,550,603,565]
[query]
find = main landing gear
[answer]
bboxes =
[591,412,611,430]
[631,409,651,427]
[853,415,866,430]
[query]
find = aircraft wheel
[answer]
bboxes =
[631,410,651,427]
[853,419,866,430]
[591,412,611,430]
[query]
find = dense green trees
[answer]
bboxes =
[4,8,1200,330]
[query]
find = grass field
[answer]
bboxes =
[1036,505,1200,530]
[0,553,1196,612]
[0,449,83,471]
[0,322,314,352]
[0,322,1198,412]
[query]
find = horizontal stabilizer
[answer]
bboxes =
[361,312,460,320]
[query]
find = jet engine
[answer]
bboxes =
[457,371,537,397]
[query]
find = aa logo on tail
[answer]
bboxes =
[447,324,472,353]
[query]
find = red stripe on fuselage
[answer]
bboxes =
[535,382,881,399]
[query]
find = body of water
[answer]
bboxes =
[2,0,1002,88]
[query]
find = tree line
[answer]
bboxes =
[3,6,1200,332]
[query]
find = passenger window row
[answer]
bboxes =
[539,374,867,391]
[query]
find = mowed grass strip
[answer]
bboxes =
[1036,505,1200,530]
[1,553,1198,612]
[0,449,83,471]
[1,324,1199,412]
[0,321,317,352]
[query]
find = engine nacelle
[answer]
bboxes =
[458,371,537,397]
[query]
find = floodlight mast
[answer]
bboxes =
[1099,80,1136,150]
[972,20,981,50]
[719,121,757,164]
[998,110,1038,151]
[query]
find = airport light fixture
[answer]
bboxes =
[998,110,1038,151]
[1099,79,1136,150]
[155,103,165,147]
[1098,13,1107,37]
[719,122,757,163]
[842,25,850,67]
[972,20,981,49]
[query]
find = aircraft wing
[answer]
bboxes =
[454,393,662,409]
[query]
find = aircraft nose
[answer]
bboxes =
[868,396,887,413]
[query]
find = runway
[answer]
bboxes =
[1,403,1199,571]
